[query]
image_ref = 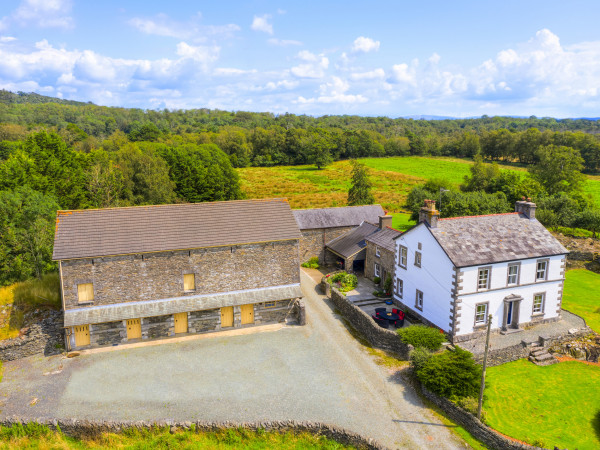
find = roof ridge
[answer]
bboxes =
[293,204,382,212]
[439,212,519,221]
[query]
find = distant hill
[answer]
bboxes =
[0,90,91,106]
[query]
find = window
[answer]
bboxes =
[375,246,380,257]
[374,263,381,277]
[415,289,423,311]
[264,301,276,308]
[477,267,491,290]
[418,242,422,250]
[183,273,196,291]
[77,283,94,303]
[507,263,520,285]
[397,279,403,298]
[414,251,422,268]
[398,246,408,269]
[533,293,545,314]
[475,303,488,325]
[536,260,548,281]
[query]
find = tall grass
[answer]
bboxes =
[13,273,61,310]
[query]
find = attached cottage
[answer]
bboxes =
[293,204,385,264]
[393,200,568,343]
[53,199,303,350]
[324,221,380,272]
[364,216,401,289]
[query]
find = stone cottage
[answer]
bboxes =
[293,204,385,264]
[324,221,380,272]
[364,216,401,289]
[53,199,303,350]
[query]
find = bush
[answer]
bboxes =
[409,347,432,372]
[384,274,392,294]
[13,273,61,310]
[416,347,482,399]
[397,325,446,351]
[301,256,320,269]
[328,271,358,292]
[373,276,381,284]
[455,396,486,422]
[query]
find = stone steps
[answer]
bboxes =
[528,347,559,366]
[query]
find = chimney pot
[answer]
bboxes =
[419,199,439,228]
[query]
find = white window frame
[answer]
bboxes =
[397,279,403,299]
[507,263,520,286]
[536,259,548,281]
[374,263,381,278]
[415,289,423,311]
[475,303,488,325]
[398,246,408,269]
[533,293,545,314]
[375,246,380,257]
[477,267,491,290]
[414,251,422,268]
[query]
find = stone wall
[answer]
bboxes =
[90,321,125,346]
[61,240,300,309]
[298,227,355,264]
[322,277,411,359]
[143,315,173,340]
[0,418,384,449]
[420,386,542,450]
[0,311,64,362]
[254,300,293,324]
[188,309,220,333]
[364,242,395,287]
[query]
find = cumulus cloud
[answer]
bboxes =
[352,36,380,53]
[290,50,329,78]
[128,14,240,41]
[350,68,385,81]
[12,0,73,28]
[251,14,273,34]
[268,38,302,47]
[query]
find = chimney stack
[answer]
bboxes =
[378,215,393,230]
[515,200,537,220]
[419,199,440,228]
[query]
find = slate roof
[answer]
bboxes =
[53,198,301,260]
[293,204,385,230]
[426,213,568,267]
[365,227,402,252]
[325,222,380,258]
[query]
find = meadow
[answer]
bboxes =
[484,359,600,449]
[563,269,600,333]
[238,156,600,215]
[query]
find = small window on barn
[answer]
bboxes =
[183,273,196,291]
[77,283,94,303]
[375,246,381,257]
[264,301,276,308]
[374,263,381,277]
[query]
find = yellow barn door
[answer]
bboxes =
[126,318,142,339]
[174,312,188,334]
[241,304,254,325]
[74,325,90,347]
[221,306,234,328]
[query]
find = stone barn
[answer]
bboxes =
[293,205,385,264]
[53,199,303,350]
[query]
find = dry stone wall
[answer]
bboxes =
[0,311,64,362]
[61,240,300,309]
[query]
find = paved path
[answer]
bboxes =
[0,270,468,449]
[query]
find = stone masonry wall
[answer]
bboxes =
[322,277,411,359]
[298,227,355,264]
[90,321,125,346]
[0,311,64,362]
[0,418,384,450]
[254,300,292,324]
[188,309,220,333]
[364,242,395,286]
[61,240,299,309]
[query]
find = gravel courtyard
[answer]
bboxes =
[0,270,467,449]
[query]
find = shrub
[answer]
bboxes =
[384,274,392,294]
[455,396,487,422]
[416,347,482,399]
[328,271,357,292]
[301,257,320,269]
[373,276,381,284]
[409,347,432,372]
[13,273,61,310]
[397,325,446,351]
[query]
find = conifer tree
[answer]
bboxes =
[347,160,374,206]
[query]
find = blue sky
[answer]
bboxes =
[1,0,599,118]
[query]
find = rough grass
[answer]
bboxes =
[0,285,19,340]
[0,424,354,449]
[484,359,600,449]
[563,269,600,333]
[13,272,61,310]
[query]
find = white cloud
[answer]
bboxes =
[352,36,380,53]
[268,38,302,47]
[298,76,368,105]
[176,42,220,65]
[13,0,73,29]
[128,14,240,41]
[350,68,385,81]
[0,36,17,43]
[290,51,329,78]
[251,14,273,34]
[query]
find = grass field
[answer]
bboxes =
[0,424,352,449]
[238,156,600,213]
[563,269,600,333]
[485,359,600,449]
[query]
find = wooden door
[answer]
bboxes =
[221,306,234,328]
[74,325,90,347]
[126,318,142,339]
[241,304,254,325]
[174,312,188,334]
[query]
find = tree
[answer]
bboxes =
[304,133,334,169]
[462,153,500,192]
[87,150,124,208]
[347,160,375,206]
[529,145,585,195]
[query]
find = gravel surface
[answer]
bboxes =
[0,270,468,449]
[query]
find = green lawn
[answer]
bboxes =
[563,269,600,333]
[391,212,415,231]
[485,359,600,449]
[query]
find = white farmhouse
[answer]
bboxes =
[393,200,568,343]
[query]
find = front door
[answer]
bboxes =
[174,312,188,334]
[221,306,234,328]
[506,301,514,326]
[126,318,142,339]
[241,304,254,325]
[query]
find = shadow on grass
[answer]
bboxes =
[593,409,600,443]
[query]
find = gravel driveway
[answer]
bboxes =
[0,270,468,449]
